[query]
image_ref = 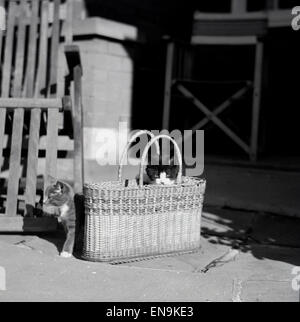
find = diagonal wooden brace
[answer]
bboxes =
[177,84,250,154]
[189,82,252,130]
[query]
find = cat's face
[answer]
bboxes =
[146,157,179,185]
[44,180,71,207]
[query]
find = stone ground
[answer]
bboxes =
[0,206,299,302]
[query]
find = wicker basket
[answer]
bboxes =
[82,134,206,262]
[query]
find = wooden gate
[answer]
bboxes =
[0,0,83,231]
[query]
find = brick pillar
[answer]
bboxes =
[71,18,138,167]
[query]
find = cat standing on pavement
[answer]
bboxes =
[43,178,76,258]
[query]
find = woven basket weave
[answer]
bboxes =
[82,134,206,262]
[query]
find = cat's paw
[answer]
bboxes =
[60,251,73,258]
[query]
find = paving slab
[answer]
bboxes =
[241,280,298,302]
[218,246,300,302]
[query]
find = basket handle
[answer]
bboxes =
[139,134,182,188]
[118,130,160,181]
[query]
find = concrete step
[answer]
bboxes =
[203,164,300,218]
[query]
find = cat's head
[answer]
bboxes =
[146,156,179,185]
[43,177,73,207]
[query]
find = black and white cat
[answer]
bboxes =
[143,155,179,185]
[43,178,76,258]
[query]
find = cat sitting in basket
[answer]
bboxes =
[142,154,180,185]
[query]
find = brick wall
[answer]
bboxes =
[69,18,138,165]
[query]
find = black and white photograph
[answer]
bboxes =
[0,0,299,304]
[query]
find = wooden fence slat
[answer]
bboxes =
[6,2,27,216]
[5,109,24,216]
[0,97,63,109]
[73,65,83,194]
[48,0,60,97]
[57,45,66,129]
[12,2,26,97]
[0,0,3,52]
[34,0,49,97]
[33,0,49,193]
[0,1,16,169]
[1,1,16,96]
[45,110,58,186]
[65,0,73,44]
[24,0,41,216]
[45,0,60,190]
[24,108,41,216]
[25,0,39,97]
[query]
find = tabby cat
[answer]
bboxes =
[43,178,76,258]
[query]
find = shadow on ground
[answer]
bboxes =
[26,204,300,268]
[201,206,300,267]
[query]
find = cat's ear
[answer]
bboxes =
[56,181,64,190]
